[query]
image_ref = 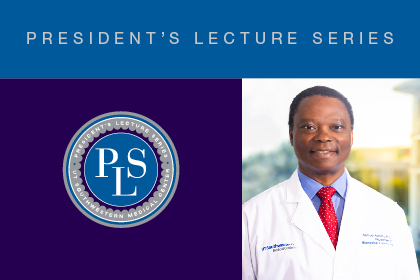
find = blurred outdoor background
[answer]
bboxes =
[242,79,420,266]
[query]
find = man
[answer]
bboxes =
[242,86,419,280]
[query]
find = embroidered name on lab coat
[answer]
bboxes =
[362,234,393,246]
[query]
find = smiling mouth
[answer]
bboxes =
[311,150,336,154]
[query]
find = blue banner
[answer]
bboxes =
[1,0,419,78]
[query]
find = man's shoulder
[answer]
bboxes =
[242,178,290,213]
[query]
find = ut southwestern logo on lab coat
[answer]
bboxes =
[63,112,179,228]
[262,243,297,252]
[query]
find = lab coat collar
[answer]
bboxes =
[286,169,302,203]
[287,168,336,259]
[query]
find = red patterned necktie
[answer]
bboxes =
[316,186,339,249]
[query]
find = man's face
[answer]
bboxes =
[289,95,353,175]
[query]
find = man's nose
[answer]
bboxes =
[313,126,332,142]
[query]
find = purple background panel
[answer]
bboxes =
[1,79,241,279]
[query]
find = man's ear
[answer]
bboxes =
[289,127,294,146]
[351,130,353,146]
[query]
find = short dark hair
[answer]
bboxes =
[288,86,354,130]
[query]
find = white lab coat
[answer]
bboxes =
[242,169,419,280]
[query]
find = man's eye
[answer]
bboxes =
[304,125,315,130]
[334,125,343,129]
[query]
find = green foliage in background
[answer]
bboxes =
[242,142,298,203]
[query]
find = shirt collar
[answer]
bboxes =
[297,168,347,200]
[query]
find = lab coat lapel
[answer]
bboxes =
[333,169,365,276]
[287,169,336,259]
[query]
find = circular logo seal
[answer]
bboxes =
[63,112,179,228]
